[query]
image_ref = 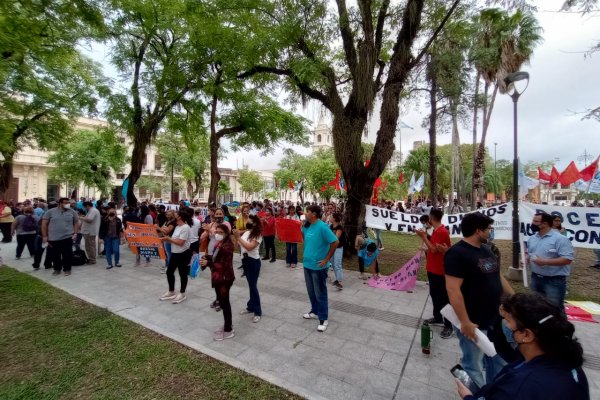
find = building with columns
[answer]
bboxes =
[6,117,303,204]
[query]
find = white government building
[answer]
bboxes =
[7,117,309,204]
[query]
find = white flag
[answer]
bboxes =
[408,173,416,195]
[413,174,425,192]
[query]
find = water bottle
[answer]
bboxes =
[421,322,432,354]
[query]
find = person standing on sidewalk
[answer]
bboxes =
[79,201,100,265]
[234,214,263,323]
[445,212,514,388]
[285,205,300,270]
[41,197,79,276]
[261,207,277,263]
[330,212,345,290]
[99,208,124,269]
[160,211,192,304]
[11,206,38,260]
[301,205,339,332]
[416,209,453,339]
[202,224,236,340]
[0,200,15,242]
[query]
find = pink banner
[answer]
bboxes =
[367,251,422,291]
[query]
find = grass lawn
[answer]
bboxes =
[275,230,600,303]
[0,267,302,400]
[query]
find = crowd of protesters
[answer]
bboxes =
[0,194,593,398]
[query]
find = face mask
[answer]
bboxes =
[422,224,428,230]
[246,223,253,230]
[215,234,224,241]
[501,319,518,349]
[63,204,71,209]
[530,224,540,233]
[215,217,224,223]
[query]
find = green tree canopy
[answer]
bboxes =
[237,170,264,201]
[47,129,127,196]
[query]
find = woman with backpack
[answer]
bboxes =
[330,212,346,290]
[11,206,38,260]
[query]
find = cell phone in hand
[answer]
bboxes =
[450,364,480,394]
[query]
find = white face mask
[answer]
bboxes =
[63,204,71,209]
[214,234,224,241]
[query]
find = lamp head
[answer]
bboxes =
[504,71,530,96]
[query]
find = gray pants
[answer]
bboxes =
[84,234,97,263]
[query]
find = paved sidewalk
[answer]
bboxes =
[2,241,599,400]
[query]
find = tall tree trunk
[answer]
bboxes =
[449,98,460,212]
[471,72,481,209]
[208,132,220,204]
[0,151,15,198]
[126,130,152,207]
[472,83,498,206]
[428,68,438,208]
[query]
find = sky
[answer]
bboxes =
[88,0,600,172]
[220,0,600,172]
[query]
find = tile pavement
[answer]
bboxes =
[1,241,599,400]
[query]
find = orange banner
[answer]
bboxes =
[125,222,167,260]
[275,218,303,243]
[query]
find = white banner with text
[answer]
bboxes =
[365,203,600,249]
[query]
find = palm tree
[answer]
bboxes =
[470,8,543,206]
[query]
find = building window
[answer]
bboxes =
[327,135,330,143]
[317,134,321,143]
[154,155,161,170]
[142,153,147,169]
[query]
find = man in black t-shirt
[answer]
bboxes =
[445,212,514,389]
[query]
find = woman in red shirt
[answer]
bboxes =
[261,207,277,263]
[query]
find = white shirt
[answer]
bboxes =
[240,230,262,259]
[171,224,191,253]
[189,218,200,242]
[81,207,101,235]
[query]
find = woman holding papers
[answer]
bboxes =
[455,293,589,400]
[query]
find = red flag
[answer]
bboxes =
[580,157,599,182]
[559,161,581,186]
[374,177,382,188]
[398,172,404,184]
[371,187,379,204]
[289,179,294,189]
[335,169,341,191]
[365,159,371,168]
[550,166,560,186]
[321,186,327,192]
[537,167,551,181]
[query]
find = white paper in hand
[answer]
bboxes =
[440,304,497,357]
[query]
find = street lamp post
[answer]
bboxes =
[494,142,498,203]
[170,157,174,204]
[504,71,530,278]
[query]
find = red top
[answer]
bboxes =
[207,241,235,287]
[262,216,276,236]
[426,225,451,275]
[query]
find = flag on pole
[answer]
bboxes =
[398,172,404,184]
[579,156,599,182]
[558,161,581,186]
[408,173,416,195]
[289,179,294,190]
[413,174,425,192]
[537,167,551,182]
[550,166,560,186]
[518,160,539,198]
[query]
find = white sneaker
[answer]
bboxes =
[172,293,187,304]
[159,291,176,301]
[160,266,167,274]
[317,320,329,332]
[303,312,317,319]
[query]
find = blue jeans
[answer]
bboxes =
[243,257,262,316]
[374,229,383,248]
[456,329,507,388]
[304,267,329,320]
[531,273,566,312]
[164,241,172,266]
[332,247,343,282]
[104,237,120,266]
[286,243,298,265]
